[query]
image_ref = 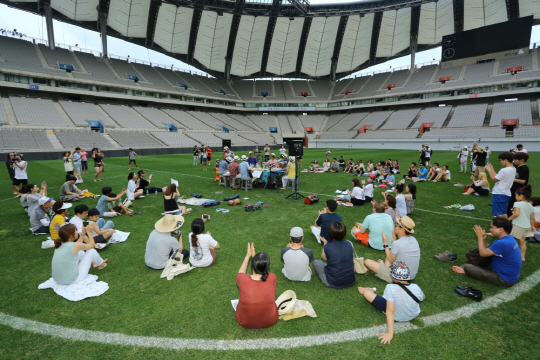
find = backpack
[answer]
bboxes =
[304,195,319,205]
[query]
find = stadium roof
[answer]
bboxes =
[2,0,539,80]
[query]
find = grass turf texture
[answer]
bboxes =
[1,148,539,359]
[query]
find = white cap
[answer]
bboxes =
[38,197,54,205]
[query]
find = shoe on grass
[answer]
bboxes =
[434,251,458,262]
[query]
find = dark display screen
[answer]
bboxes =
[441,16,533,61]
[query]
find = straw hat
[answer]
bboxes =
[155,214,185,232]
[275,290,297,316]
[396,216,415,233]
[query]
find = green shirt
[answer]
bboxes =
[52,242,78,285]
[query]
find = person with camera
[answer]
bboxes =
[145,214,189,270]
[6,152,19,196]
[188,218,219,268]
[12,153,27,197]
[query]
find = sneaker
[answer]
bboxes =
[434,251,458,262]
[33,232,48,236]
[139,195,145,199]
[41,239,55,249]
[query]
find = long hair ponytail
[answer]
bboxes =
[252,252,270,282]
[190,218,205,248]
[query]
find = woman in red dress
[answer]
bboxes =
[235,243,278,329]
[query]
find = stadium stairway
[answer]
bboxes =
[104,59,122,79]
[71,52,89,74]
[2,98,17,125]
[53,101,77,127]
[483,103,494,126]
[531,100,540,124]
[408,107,424,128]
[95,106,121,128]
[441,106,456,128]
[375,112,395,130]
[102,134,122,148]
[33,44,49,69]
[458,66,467,81]
[46,132,64,149]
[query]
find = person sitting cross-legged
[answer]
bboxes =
[352,200,394,250]
[310,200,342,244]
[358,261,425,345]
[364,216,420,283]
[145,214,189,270]
[281,227,314,282]
[452,217,522,287]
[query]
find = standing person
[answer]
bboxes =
[472,142,487,179]
[192,146,199,166]
[264,144,270,162]
[326,148,331,159]
[235,243,278,329]
[281,227,314,282]
[188,218,220,268]
[485,152,516,217]
[419,145,426,166]
[312,221,356,289]
[62,151,74,176]
[145,214,189,269]
[459,146,469,173]
[80,148,88,174]
[128,148,140,170]
[199,144,204,165]
[6,152,18,196]
[507,152,529,217]
[51,224,108,286]
[485,146,491,163]
[254,146,261,163]
[424,144,432,166]
[201,146,208,171]
[452,218,522,287]
[13,154,28,197]
[358,261,425,345]
[508,186,534,262]
[206,146,212,163]
[92,148,105,182]
[279,144,287,158]
[310,200,342,244]
[72,148,83,183]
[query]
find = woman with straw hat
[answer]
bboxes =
[145,214,188,269]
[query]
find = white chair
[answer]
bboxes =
[286,177,297,189]
[219,176,228,187]
[241,178,253,191]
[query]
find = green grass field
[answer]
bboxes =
[1,148,539,359]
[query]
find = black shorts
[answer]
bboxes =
[94,235,107,244]
[13,178,28,186]
[370,295,387,313]
[113,205,122,212]
[66,171,74,175]
[129,159,137,165]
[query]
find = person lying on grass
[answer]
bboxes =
[358,261,425,345]
[452,217,522,287]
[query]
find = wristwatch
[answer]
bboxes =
[383,245,389,249]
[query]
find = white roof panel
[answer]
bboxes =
[337,13,374,73]
[301,16,340,77]
[194,10,233,72]
[376,8,411,58]
[267,17,304,76]
[51,0,99,21]
[464,0,508,31]
[154,4,192,54]
[519,0,540,19]
[231,16,269,77]
[418,0,454,45]
[108,0,151,38]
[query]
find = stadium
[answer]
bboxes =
[0,0,539,358]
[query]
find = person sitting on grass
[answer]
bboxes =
[344,158,354,173]
[30,197,54,235]
[50,201,72,241]
[403,162,418,180]
[413,163,428,182]
[382,171,395,187]
[485,152,516,218]
[22,182,47,217]
[312,221,356,289]
[452,217,522,287]
[384,183,411,217]
[384,194,398,225]
[463,173,490,196]
[352,200,394,250]
[426,163,440,181]
[136,171,162,195]
[363,175,375,203]
[364,216,420,283]
[508,186,535,262]
[162,184,190,215]
[126,172,144,205]
[60,175,84,202]
[310,159,320,172]
[281,227,314,282]
[86,208,116,246]
[51,224,108,286]
[432,165,451,182]
[352,160,365,175]
[338,156,346,171]
[329,158,339,173]
[322,158,331,172]
[310,200,343,244]
[188,218,219,268]
[236,242,278,329]
[145,214,189,270]
[97,187,133,217]
[336,178,365,206]
[358,261,425,345]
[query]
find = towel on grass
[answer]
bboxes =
[38,275,108,301]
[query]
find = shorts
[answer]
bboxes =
[221,171,230,177]
[370,295,387,313]
[94,235,107,244]
[511,225,534,239]
[128,159,137,165]
[352,229,370,247]
[202,158,208,163]
[74,164,82,174]
[94,163,103,168]
[376,263,393,283]
[13,178,27,186]
[492,194,510,216]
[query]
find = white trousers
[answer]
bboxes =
[75,249,104,283]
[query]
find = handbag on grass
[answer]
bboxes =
[160,251,194,280]
[353,251,368,274]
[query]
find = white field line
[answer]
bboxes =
[1,268,539,350]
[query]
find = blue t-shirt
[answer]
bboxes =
[73,152,82,165]
[489,235,522,284]
[97,195,109,216]
[247,157,257,166]
[219,160,229,175]
[323,240,356,288]
[418,167,428,179]
[316,212,343,242]
[386,174,395,186]
[239,161,250,179]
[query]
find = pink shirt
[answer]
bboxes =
[81,151,87,161]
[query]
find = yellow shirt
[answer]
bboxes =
[287,163,296,178]
[50,214,66,240]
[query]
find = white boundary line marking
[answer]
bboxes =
[1,268,539,350]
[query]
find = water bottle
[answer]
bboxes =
[155,189,158,195]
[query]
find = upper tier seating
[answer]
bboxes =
[100,104,156,129]
[490,100,532,126]
[356,73,391,98]
[393,65,437,93]
[376,70,410,93]
[233,81,255,100]
[447,103,488,128]
[55,130,112,149]
[38,44,78,71]
[59,100,116,127]
[0,37,66,77]
[0,129,54,150]
[10,97,68,127]
[130,63,177,91]
[72,52,127,84]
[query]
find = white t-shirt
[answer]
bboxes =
[444,170,451,180]
[188,233,218,267]
[515,148,528,153]
[351,186,365,200]
[69,216,84,233]
[364,183,374,198]
[492,167,517,196]
[127,180,137,200]
[383,283,424,322]
[396,194,407,217]
[279,148,287,156]
[14,161,28,179]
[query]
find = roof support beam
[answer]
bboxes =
[145,0,162,48]
[453,0,464,33]
[368,11,383,65]
[97,0,110,57]
[410,4,420,70]
[506,0,520,19]
[330,15,349,81]
[295,16,312,77]
[260,0,283,77]
[225,0,246,81]
[44,1,55,50]
[187,0,205,63]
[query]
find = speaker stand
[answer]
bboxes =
[285,157,305,202]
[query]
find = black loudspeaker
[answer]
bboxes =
[222,139,231,148]
[288,139,303,156]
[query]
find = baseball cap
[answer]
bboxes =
[38,197,54,206]
[290,227,304,237]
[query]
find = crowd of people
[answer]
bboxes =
[6,140,539,345]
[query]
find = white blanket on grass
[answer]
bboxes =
[38,275,108,301]
[182,198,215,206]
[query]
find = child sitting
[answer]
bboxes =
[358,261,425,345]
[87,208,116,247]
